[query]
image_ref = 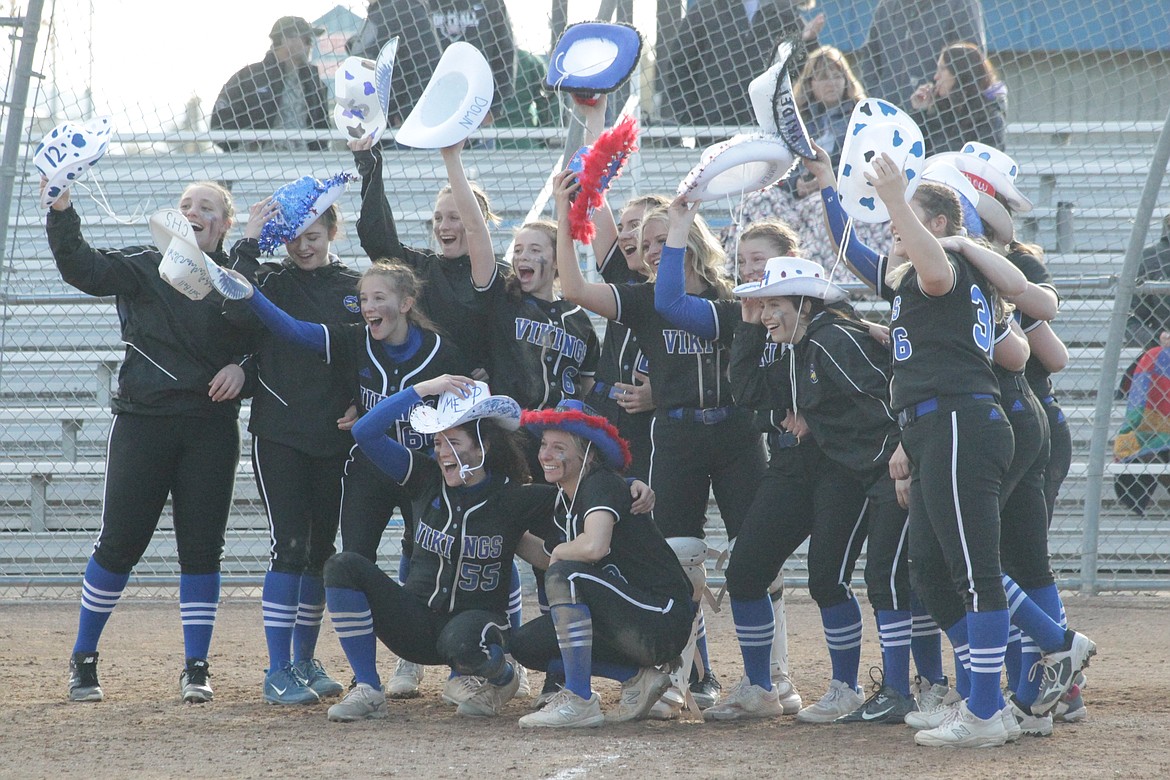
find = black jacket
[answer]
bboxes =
[210,50,330,151]
[47,207,251,418]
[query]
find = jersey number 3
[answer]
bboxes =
[970,285,992,353]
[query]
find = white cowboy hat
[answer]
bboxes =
[836,98,925,223]
[545,21,643,95]
[374,36,399,117]
[922,158,1014,243]
[34,116,114,209]
[396,42,494,149]
[733,256,848,303]
[258,173,355,254]
[748,42,814,158]
[151,209,253,301]
[931,141,1033,213]
[677,134,796,202]
[409,381,521,434]
[334,56,387,144]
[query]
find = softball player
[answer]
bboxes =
[50,180,251,704]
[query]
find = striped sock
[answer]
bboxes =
[731,595,775,690]
[1016,630,1044,708]
[1002,574,1065,650]
[551,603,593,700]
[876,610,913,696]
[944,618,971,699]
[694,608,712,676]
[507,562,523,631]
[293,573,326,663]
[966,609,1009,719]
[1005,625,1023,692]
[261,571,299,670]
[910,607,946,685]
[327,587,379,689]
[821,597,863,689]
[73,558,129,653]
[484,644,513,686]
[179,572,220,661]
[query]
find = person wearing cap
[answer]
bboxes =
[510,401,692,728]
[210,16,330,152]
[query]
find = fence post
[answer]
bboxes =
[1078,107,1170,595]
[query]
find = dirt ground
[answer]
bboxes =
[2,591,1168,780]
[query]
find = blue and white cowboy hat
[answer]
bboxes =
[545,21,643,96]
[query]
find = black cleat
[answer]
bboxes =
[180,658,213,703]
[68,651,104,702]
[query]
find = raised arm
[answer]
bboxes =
[654,195,719,340]
[439,141,496,289]
[576,95,621,262]
[553,170,619,319]
[867,153,953,296]
[938,235,1029,301]
[803,142,882,293]
[351,138,405,262]
[44,185,142,297]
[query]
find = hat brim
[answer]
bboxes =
[546,22,643,95]
[35,117,113,209]
[930,151,1033,213]
[374,37,399,116]
[157,234,214,301]
[734,276,848,302]
[521,408,631,472]
[409,394,521,435]
[678,134,796,202]
[396,42,494,149]
[837,113,925,223]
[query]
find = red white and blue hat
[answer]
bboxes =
[546,21,643,95]
[522,400,631,472]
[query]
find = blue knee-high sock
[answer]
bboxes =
[945,618,971,699]
[551,603,593,700]
[482,644,514,686]
[507,562,523,631]
[179,572,220,661]
[694,608,712,676]
[326,587,380,689]
[536,572,550,616]
[1015,583,1065,708]
[74,558,130,653]
[731,595,775,690]
[591,662,637,683]
[966,610,1009,719]
[261,570,300,670]
[1002,574,1066,651]
[293,573,326,663]
[910,605,946,685]
[1005,625,1023,692]
[821,597,863,689]
[876,610,913,696]
[397,553,411,585]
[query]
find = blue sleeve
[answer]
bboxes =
[653,245,717,340]
[245,287,327,354]
[821,186,882,290]
[351,387,420,482]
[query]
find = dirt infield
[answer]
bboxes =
[2,592,1168,779]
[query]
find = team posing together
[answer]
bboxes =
[46,90,1094,746]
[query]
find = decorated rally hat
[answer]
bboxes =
[34,116,114,209]
[150,209,252,302]
[333,56,387,144]
[396,42,494,149]
[545,21,643,96]
[921,158,1013,243]
[258,173,355,254]
[522,399,632,472]
[748,41,814,158]
[836,98,925,223]
[568,114,639,243]
[374,36,399,117]
[677,133,796,202]
[931,141,1033,213]
[410,381,521,434]
[733,256,848,303]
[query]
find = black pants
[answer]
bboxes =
[647,409,767,540]
[509,560,693,672]
[1041,396,1072,525]
[92,413,238,575]
[862,474,913,613]
[902,399,1014,630]
[999,391,1056,590]
[252,437,344,576]
[339,445,415,563]
[324,551,508,676]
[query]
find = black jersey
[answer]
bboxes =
[729,320,790,434]
[353,146,506,362]
[399,451,556,614]
[480,276,600,410]
[592,242,651,415]
[46,206,251,419]
[877,251,1001,411]
[794,312,899,474]
[547,469,692,604]
[1007,247,1060,398]
[611,282,741,410]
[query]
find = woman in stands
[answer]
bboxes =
[910,42,1007,155]
[45,178,250,704]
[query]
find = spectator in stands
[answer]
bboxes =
[347,1,444,128]
[856,0,985,106]
[1114,330,1170,516]
[658,0,823,129]
[211,16,331,152]
[428,0,516,121]
[1127,214,1170,349]
[909,41,1006,155]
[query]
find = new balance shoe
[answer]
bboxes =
[327,682,388,722]
[294,658,344,699]
[180,658,213,703]
[385,658,424,699]
[914,700,1010,748]
[772,671,803,715]
[456,667,521,717]
[1033,631,1096,715]
[519,689,605,729]
[1008,695,1052,737]
[689,670,722,709]
[905,685,961,730]
[836,684,917,724]
[912,675,952,715]
[1000,704,1022,743]
[534,671,564,709]
[443,674,484,705]
[702,676,784,721]
[1054,686,1088,723]
[795,679,864,724]
[609,668,672,722]
[264,663,320,705]
[68,651,103,703]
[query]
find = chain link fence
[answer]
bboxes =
[2,0,1169,596]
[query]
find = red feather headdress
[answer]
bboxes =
[569,114,640,244]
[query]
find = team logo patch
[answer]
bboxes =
[808,364,818,383]
[344,295,360,313]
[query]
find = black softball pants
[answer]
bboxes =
[1041,396,1072,525]
[999,391,1056,590]
[339,445,416,563]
